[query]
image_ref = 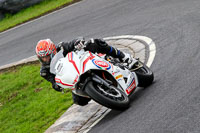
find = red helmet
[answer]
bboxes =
[35,39,57,65]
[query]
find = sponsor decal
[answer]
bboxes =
[115,75,123,80]
[95,60,109,67]
[97,53,106,57]
[126,79,136,94]
[92,59,111,70]
[117,79,122,82]
[56,63,63,73]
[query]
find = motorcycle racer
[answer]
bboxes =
[35,37,137,105]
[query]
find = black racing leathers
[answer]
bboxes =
[40,65,62,91]
[62,38,125,58]
[40,38,125,91]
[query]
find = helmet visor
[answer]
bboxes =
[38,55,51,65]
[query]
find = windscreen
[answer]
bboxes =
[50,50,64,74]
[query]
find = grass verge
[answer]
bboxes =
[0,0,80,132]
[0,0,80,32]
[0,63,73,133]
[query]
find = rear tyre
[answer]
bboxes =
[134,61,154,87]
[85,81,130,110]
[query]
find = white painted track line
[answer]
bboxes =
[82,35,156,133]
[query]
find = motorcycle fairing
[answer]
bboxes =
[53,50,138,95]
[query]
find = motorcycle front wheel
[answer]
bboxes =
[134,61,154,87]
[85,81,130,110]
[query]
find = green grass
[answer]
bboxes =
[0,63,73,133]
[0,1,77,132]
[0,0,74,32]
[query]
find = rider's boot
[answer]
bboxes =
[120,52,138,69]
[106,45,138,69]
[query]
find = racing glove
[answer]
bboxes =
[52,82,62,92]
[121,53,138,69]
[74,37,86,50]
[85,38,106,46]
[56,42,64,52]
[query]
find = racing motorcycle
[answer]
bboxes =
[50,49,154,110]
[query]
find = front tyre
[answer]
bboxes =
[134,61,154,87]
[85,81,130,110]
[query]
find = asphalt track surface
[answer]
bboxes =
[1,0,200,133]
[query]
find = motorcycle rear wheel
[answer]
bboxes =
[85,81,130,110]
